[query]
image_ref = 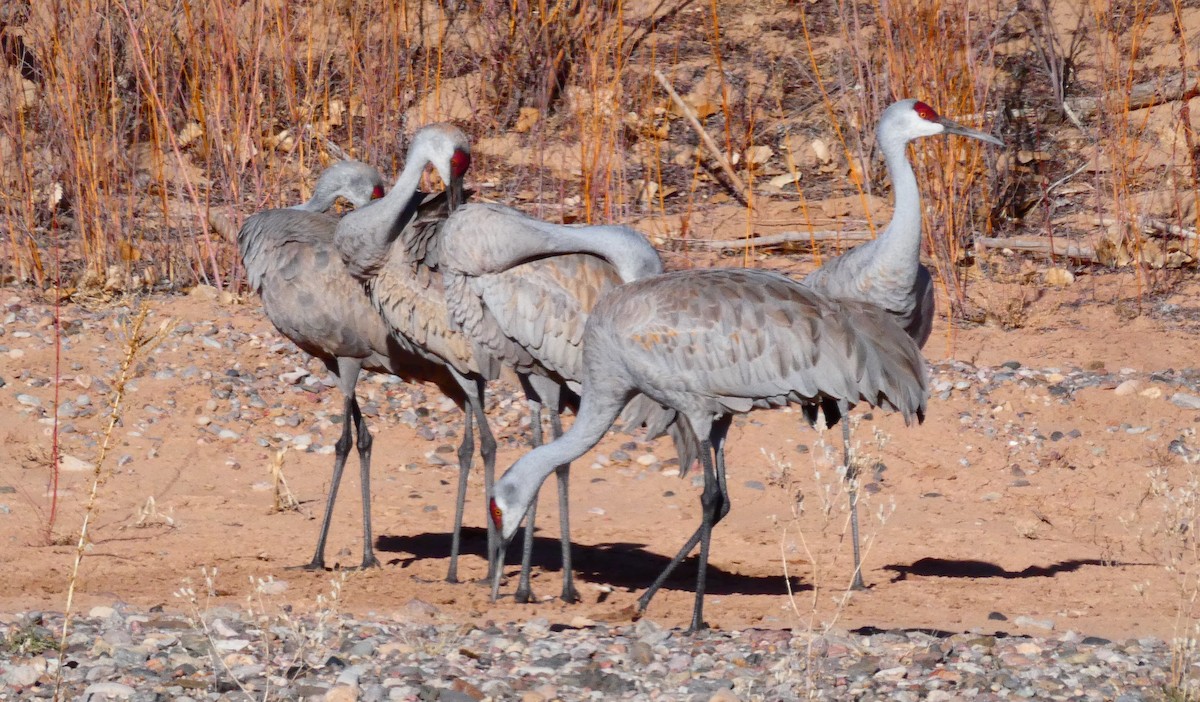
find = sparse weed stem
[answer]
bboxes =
[51,301,175,701]
[172,566,352,697]
[764,419,896,693]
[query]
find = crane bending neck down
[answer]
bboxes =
[487,268,928,629]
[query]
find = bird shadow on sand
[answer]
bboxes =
[882,557,1151,582]
[377,528,810,597]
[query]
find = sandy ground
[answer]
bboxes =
[0,260,1197,643]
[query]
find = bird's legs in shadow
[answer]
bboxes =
[548,407,578,603]
[352,394,379,569]
[840,398,866,591]
[515,391,544,603]
[293,391,355,571]
[446,406,475,584]
[447,372,496,584]
[637,416,731,632]
[471,377,498,581]
[514,376,577,603]
[293,360,378,571]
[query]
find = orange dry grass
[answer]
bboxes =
[1,0,1193,313]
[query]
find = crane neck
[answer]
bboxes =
[876,133,923,268]
[495,383,628,532]
[466,214,662,282]
[290,188,336,213]
[334,148,430,279]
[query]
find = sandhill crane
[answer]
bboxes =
[332,124,508,580]
[236,160,472,572]
[803,99,1004,347]
[437,201,697,603]
[801,99,1001,588]
[488,268,927,631]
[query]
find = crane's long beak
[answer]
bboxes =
[448,176,464,212]
[939,117,1005,147]
[489,533,512,601]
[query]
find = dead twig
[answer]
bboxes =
[1066,71,1200,120]
[653,69,752,206]
[674,230,874,250]
[1138,215,1198,242]
[977,236,1099,262]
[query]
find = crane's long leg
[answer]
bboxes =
[446,405,475,583]
[840,399,866,590]
[548,406,578,604]
[637,416,732,631]
[351,390,380,569]
[513,375,578,604]
[469,376,499,580]
[295,359,364,571]
[514,391,544,603]
[447,371,495,583]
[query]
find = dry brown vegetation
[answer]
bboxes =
[1,0,1197,314]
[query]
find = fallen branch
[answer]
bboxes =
[977,236,1100,263]
[678,230,874,250]
[653,69,751,205]
[1138,215,1198,242]
[1065,71,1200,120]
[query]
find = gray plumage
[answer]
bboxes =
[488,268,927,631]
[333,124,503,582]
[803,99,1004,347]
[237,160,466,571]
[438,201,699,603]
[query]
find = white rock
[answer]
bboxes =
[1112,379,1141,396]
[209,618,238,637]
[82,682,136,698]
[213,638,251,652]
[257,579,289,595]
[60,454,94,472]
[88,605,115,619]
[4,664,41,687]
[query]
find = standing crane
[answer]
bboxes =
[334,125,693,589]
[487,268,927,631]
[437,201,696,603]
[235,160,472,572]
[332,124,511,581]
[802,98,1002,588]
[803,99,1003,346]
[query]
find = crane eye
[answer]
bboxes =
[371,185,385,200]
[489,498,503,528]
[450,150,471,179]
[913,101,939,122]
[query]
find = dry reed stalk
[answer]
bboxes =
[52,303,175,700]
[652,70,750,205]
[1083,0,1157,298]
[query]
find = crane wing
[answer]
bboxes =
[592,269,927,424]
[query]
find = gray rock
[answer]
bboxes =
[1172,392,1200,410]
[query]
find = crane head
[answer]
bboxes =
[487,488,530,601]
[882,98,1004,147]
[411,122,472,211]
[308,160,386,210]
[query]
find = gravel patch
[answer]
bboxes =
[0,607,1183,701]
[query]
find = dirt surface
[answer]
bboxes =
[0,262,1196,643]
